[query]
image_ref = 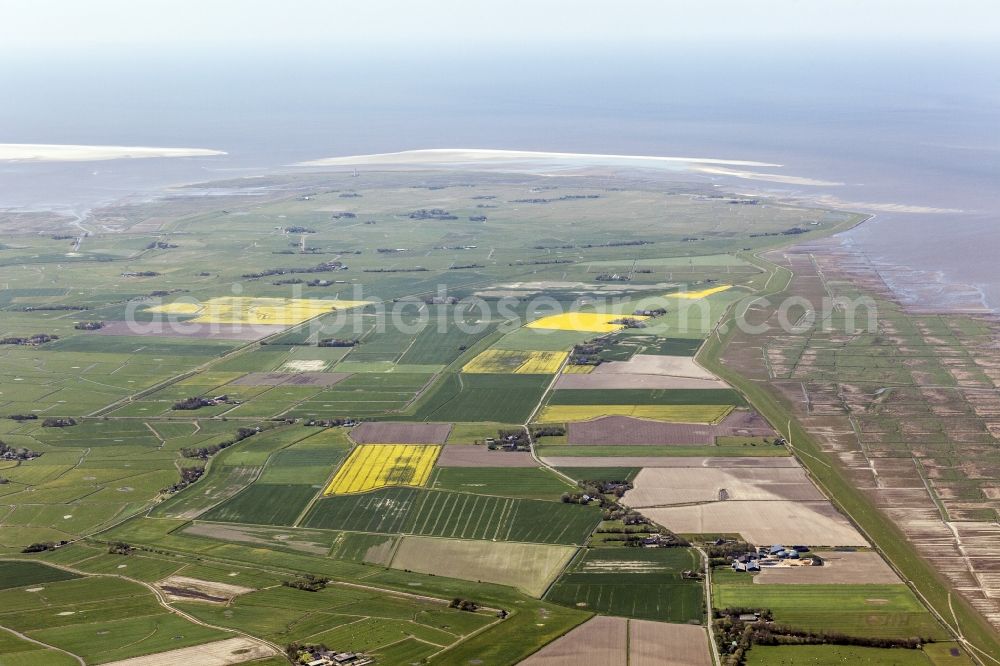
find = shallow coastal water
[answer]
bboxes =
[2,45,998,310]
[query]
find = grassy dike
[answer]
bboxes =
[697,251,1000,663]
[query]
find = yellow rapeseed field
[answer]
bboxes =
[324,444,440,495]
[462,349,568,374]
[148,297,368,325]
[561,364,595,374]
[537,404,733,424]
[526,312,648,333]
[667,285,732,299]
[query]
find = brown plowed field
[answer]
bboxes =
[754,551,900,585]
[519,616,627,666]
[629,620,712,666]
[435,445,538,467]
[567,412,775,445]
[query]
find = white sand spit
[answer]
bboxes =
[696,166,843,186]
[296,148,781,168]
[0,143,226,163]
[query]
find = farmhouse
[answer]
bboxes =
[301,650,373,666]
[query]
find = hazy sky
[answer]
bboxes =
[2,0,997,53]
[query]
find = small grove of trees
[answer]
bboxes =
[180,426,260,459]
[283,574,330,592]
[714,607,929,666]
[0,333,58,346]
[318,338,359,347]
[562,479,633,506]
[285,642,330,663]
[172,395,233,411]
[22,541,66,553]
[107,541,133,555]
[74,321,104,330]
[7,414,38,421]
[531,425,565,438]
[449,598,479,612]
[303,417,360,427]
[162,466,204,494]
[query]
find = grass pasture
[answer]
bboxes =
[545,547,704,623]
[408,373,550,423]
[0,561,80,590]
[200,484,320,526]
[712,572,947,640]
[0,575,228,664]
[546,388,744,406]
[428,466,575,500]
[390,536,577,597]
[745,645,935,665]
[302,487,600,544]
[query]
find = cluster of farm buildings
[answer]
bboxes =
[730,543,818,572]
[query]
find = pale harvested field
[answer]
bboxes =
[156,576,254,603]
[624,466,824,507]
[93,320,286,340]
[642,501,868,546]
[568,416,719,445]
[350,421,452,444]
[182,522,332,556]
[754,551,900,585]
[434,445,538,467]
[629,620,712,666]
[593,354,718,379]
[567,412,774,445]
[390,536,576,597]
[554,373,727,390]
[544,456,801,468]
[100,637,277,666]
[519,615,627,666]
[231,371,352,386]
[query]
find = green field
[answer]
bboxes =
[0,575,228,663]
[302,487,601,544]
[407,373,551,423]
[0,561,80,590]
[745,645,936,666]
[713,570,947,640]
[201,483,320,525]
[545,547,704,622]
[545,388,745,405]
[428,466,575,499]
